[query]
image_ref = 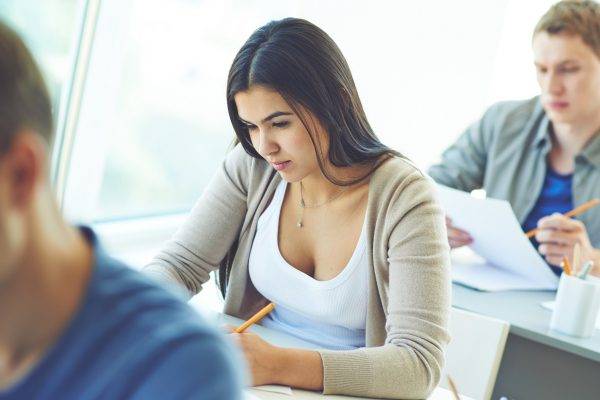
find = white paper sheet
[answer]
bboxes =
[252,385,293,395]
[541,300,600,330]
[243,391,262,400]
[451,249,551,291]
[437,185,559,291]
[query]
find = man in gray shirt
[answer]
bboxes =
[429,0,600,276]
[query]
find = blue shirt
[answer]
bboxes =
[522,167,574,276]
[0,227,243,400]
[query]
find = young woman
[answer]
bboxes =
[429,0,600,277]
[145,18,450,399]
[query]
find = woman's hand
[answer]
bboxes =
[446,216,473,249]
[535,214,600,274]
[230,331,283,386]
[230,331,324,390]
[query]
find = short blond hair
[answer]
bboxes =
[534,0,600,58]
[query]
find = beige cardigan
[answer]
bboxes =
[145,145,451,399]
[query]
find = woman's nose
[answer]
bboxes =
[256,130,278,156]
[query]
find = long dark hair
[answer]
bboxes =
[220,18,400,296]
[226,17,400,185]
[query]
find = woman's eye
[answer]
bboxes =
[273,121,289,128]
[245,124,257,131]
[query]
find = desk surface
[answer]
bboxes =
[247,386,466,400]
[452,283,600,362]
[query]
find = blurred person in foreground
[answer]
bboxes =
[0,20,243,400]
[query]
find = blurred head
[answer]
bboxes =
[0,20,53,284]
[533,0,600,124]
[226,17,398,185]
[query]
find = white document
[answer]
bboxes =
[451,249,553,291]
[252,385,293,395]
[541,300,600,330]
[437,185,559,291]
[243,391,262,400]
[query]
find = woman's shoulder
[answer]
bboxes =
[369,156,439,210]
[370,156,429,190]
[367,156,447,245]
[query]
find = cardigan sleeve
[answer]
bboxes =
[318,171,452,399]
[143,144,251,298]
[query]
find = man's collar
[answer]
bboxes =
[532,100,600,168]
[580,127,600,168]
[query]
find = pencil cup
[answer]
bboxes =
[550,274,600,338]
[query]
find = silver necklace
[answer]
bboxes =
[296,181,347,228]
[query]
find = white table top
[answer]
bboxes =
[246,386,469,400]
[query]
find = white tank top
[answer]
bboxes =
[249,180,368,350]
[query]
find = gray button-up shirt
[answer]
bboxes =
[428,96,600,247]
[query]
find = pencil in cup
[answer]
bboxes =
[561,256,573,276]
[525,198,600,239]
[234,303,275,333]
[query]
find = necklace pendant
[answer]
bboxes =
[296,221,303,228]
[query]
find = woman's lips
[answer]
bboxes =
[272,161,291,171]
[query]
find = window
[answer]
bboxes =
[40,0,557,308]
[65,0,295,223]
[65,0,556,226]
[0,0,82,129]
[57,0,555,269]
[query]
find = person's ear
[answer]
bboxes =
[5,131,47,208]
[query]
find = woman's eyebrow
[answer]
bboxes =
[261,111,293,123]
[239,111,293,125]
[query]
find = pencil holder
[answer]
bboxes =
[550,273,600,338]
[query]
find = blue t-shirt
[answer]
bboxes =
[522,167,574,276]
[0,227,243,400]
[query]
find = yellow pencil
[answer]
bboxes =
[525,198,600,239]
[447,375,460,400]
[562,256,573,276]
[234,303,275,333]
